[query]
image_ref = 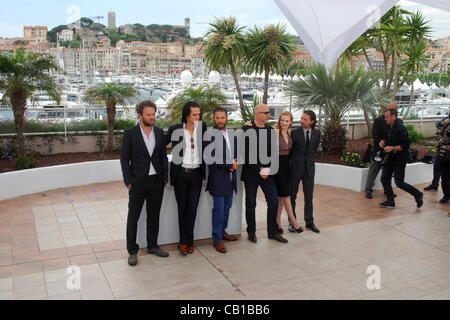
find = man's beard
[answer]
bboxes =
[142,120,154,127]
[215,123,226,130]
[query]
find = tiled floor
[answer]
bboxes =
[0,181,449,300]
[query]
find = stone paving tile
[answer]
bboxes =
[0,181,449,300]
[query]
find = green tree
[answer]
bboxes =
[203,17,247,117]
[167,86,227,123]
[69,40,81,48]
[0,48,61,154]
[80,17,94,28]
[287,63,379,155]
[47,25,68,43]
[246,23,296,104]
[83,84,139,152]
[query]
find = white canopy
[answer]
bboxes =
[274,0,450,70]
[431,83,439,90]
[421,82,430,91]
[414,79,423,90]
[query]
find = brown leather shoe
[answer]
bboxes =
[214,241,227,254]
[222,234,238,241]
[178,244,188,255]
[187,245,195,254]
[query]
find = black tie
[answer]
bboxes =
[306,130,310,150]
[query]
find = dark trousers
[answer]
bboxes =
[432,156,441,188]
[126,175,165,255]
[244,174,279,236]
[212,195,233,243]
[440,160,450,197]
[365,159,382,192]
[290,172,315,226]
[381,160,422,202]
[174,169,203,246]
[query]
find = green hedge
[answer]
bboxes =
[0,119,137,134]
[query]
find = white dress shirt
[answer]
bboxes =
[222,129,233,181]
[139,124,157,175]
[182,123,200,169]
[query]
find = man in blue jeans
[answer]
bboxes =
[206,107,239,253]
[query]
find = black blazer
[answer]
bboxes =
[289,127,321,178]
[205,128,238,197]
[120,124,168,187]
[384,118,411,163]
[240,121,275,182]
[165,121,207,187]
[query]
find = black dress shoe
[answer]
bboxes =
[439,197,449,204]
[248,233,257,243]
[147,246,169,257]
[424,185,438,191]
[416,193,424,208]
[379,200,395,208]
[128,254,138,266]
[288,224,295,233]
[268,234,288,243]
[365,192,373,199]
[306,224,320,233]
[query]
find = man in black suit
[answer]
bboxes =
[241,104,288,244]
[205,107,239,254]
[289,110,321,234]
[166,101,207,256]
[365,103,399,199]
[379,109,423,209]
[120,100,169,267]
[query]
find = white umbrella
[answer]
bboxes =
[274,0,450,70]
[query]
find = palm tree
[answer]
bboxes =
[84,83,139,152]
[287,63,379,155]
[246,23,296,105]
[167,86,227,123]
[400,42,429,120]
[203,17,247,116]
[0,48,61,155]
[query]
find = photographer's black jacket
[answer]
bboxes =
[385,118,411,163]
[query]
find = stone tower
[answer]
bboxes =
[108,12,116,30]
[185,18,191,37]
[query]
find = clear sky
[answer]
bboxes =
[0,0,449,39]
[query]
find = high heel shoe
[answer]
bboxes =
[295,226,304,233]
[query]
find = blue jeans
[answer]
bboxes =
[212,195,233,243]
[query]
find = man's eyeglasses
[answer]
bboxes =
[257,112,270,115]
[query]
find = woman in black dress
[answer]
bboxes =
[275,112,302,233]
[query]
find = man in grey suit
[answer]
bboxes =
[289,110,321,233]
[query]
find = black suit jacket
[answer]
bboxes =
[205,128,238,197]
[289,127,321,178]
[120,124,169,187]
[165,121,207,187]
[240,121,275,182]
[384,118,411,164]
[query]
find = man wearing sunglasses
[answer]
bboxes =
[166,101,207,256]
[241,104,288,244]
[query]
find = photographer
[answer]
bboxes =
[437,117,450,204]
[424,114,449,192]
[379,109,423,209]
[365,103,399,199]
